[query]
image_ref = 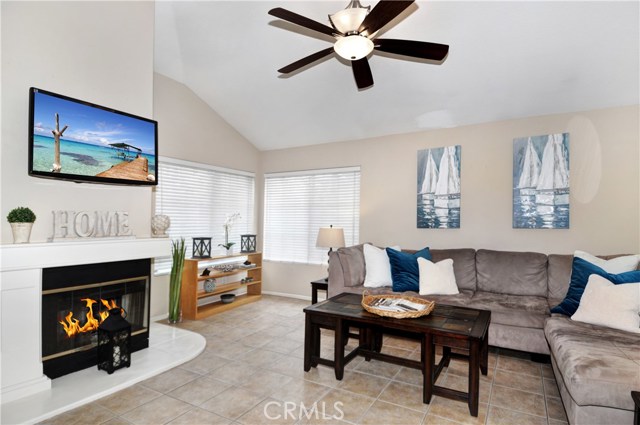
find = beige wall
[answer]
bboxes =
[150,73,261,317]
[0,1,155,244]
[153,73,259,173]
[261,106,640,298]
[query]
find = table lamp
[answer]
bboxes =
[316,225,345,280]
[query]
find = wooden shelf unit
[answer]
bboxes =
[180,252,262,320]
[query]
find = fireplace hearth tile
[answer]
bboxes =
[0,323,205,425]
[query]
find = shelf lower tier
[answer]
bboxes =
[194,293,261,319]
[197,280,261,299]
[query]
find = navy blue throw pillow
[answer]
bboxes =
[551,257,640,316]
[387,247,432,292]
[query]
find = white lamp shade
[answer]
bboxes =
[316,227,346,249]
[329,7,368,34]
[334,35,374,61]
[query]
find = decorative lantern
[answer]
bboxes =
[240,234,257,253]
[97,308,131,374]
[192,237,212,258]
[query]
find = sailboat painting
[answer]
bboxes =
[513,133,570,229]
[417,145,461,229]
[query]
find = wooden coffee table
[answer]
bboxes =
[303,292,491,417]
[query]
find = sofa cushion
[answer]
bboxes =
[476,249,548,296]
[335,244,365,287]
[421,289,474,308]
[547,253,639,300]
[387,247,432,292]
[363,244,399,288]
[550,257,640,316]
[570,275,640,333]
[430,249,477,291]
[575,250,640,273]
[547,254,573,300]
[418,258,459,296]
[545,316,640,410]
[468,291,549,329]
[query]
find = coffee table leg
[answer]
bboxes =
[304,314,313,371]
[468,339,480,417]
[334,318,345,380]
[374,329,383,352]
[361,327,372,361]
[480,333,489,376]
[442,346,451,367]
[422,333,434,404]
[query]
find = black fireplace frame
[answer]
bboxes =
[42,259,151,379]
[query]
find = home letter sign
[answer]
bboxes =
[52,210,133,240]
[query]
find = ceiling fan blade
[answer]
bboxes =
[278,47,335,74]
[374,38,449,61]
[358,0,414,37]
[351,58,374,89]
[269,7,341,38]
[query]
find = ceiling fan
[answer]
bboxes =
[268,0,449,90]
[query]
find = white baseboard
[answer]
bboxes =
[151,313,168,322]
[262,290,312,301]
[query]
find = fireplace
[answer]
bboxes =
[41,259,151,379]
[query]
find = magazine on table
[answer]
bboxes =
[369,297,427,312]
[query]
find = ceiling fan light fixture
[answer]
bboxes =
[329,0,370,34]
[334,35,374,61]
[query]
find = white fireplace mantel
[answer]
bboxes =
[0,237,170,403]
[1,237,170,271]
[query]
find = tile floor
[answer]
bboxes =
[40,295,568,425]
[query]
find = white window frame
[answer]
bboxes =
[263,166,360,265]
[154,156,255,275]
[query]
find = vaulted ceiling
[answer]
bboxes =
[155,1,639,151]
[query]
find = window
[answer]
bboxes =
[154,157,255,274]
[263,167,360,264]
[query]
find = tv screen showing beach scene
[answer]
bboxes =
[29,88,158,185]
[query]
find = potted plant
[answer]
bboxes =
[218,212,241,254]
[7,207,36,244]
[168,238,186,323]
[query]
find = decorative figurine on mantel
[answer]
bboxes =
[151,214,170,237]
[219,212,241,255]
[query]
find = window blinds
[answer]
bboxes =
[263,167,360,264]
[154,157,255,274]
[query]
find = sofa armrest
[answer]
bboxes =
[328,250,347,298]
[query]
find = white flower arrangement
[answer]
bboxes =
[219,212,241,250]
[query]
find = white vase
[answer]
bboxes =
[151,214,170,237]
[10,222,33,244]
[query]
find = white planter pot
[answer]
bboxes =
[10,222,33,244]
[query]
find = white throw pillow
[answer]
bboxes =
[574,250,640,273]
[418,257,459,296]
[363,244,400,288]
[571,274,640,333]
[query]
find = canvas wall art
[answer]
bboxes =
[513,133,570,229]
[417,145,461,229]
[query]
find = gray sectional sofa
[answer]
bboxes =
[327,246,640,424]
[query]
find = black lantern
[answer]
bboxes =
[97,308,131,374]
[192,237,212,258]
[240,234,256,253]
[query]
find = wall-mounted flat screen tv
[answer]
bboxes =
[29,87,158,185]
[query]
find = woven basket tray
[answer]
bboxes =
[361,291,435,319]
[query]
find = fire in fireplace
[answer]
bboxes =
[41,259,151,379]
[59,298,122,337]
